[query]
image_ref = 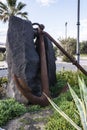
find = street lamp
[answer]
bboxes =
[77,0,80,63]
[65,22,67,39]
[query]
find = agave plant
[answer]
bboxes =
[44,92,82,130]
[68,77,87,130]
[44,76,87,130]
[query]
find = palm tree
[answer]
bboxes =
[0,0,28,22]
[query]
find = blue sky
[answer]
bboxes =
[0,0,87,43]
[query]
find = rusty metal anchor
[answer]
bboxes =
[44,31,87,76]
[14,24,50,107]
[14,23,87,107]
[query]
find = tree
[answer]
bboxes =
[80,41,87,54]
[0,0,28,22]
[59,37,77,55]
[59,37,76,62]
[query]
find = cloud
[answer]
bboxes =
[36,0,56,6]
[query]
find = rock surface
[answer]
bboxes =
[6,16,40,104]
[6,16,56,104]
[3,109,53,130]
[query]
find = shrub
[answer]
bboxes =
[0,77,8,87]
[45,76,87,130]
[50,81,66,97]
[45,99,81,130]
[0,98,27,126]
[50,71,87,97]
[62,55,71,62]
[0,78,8,99]
[57,71,87,88]
[0,53,5,61]
[80,41,87,54]
[62,55,75,62]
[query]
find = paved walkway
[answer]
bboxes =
[0,57,87,77]
[56,57,87,71]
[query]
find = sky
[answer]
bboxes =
[0,0,87,43]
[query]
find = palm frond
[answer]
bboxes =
[0,0,28,22]
[21,12,28,19]
[17,11,28,19]
[17,2,26,11]
[16,12,21,15]
[0,14,8,23]
[0,9,3,14]
[0,8,4,12]
[3,16,8,22]
[0,2,8,11]
[22,15,28,20]
[6,0,17,7]
[17,12,28,15]
[21,12,28,16]
[0,15,3,20]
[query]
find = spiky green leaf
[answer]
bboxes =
[43,92,82,130]
[68,82,87,130]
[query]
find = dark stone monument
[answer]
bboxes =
[6,16,41,103]
[6,16,56,104]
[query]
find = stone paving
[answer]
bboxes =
[56,57,87,71]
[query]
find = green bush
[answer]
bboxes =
[58,37,77,55]
[0,71,86,128]
[45,93,81,130]
[62,55,75,62]
[27,105,41,112]
[0,98,27,126]
[62,55,71,62]
[80,41,87,54]
[0,53,6,61]
[45,100,81,130]
[0,77,8,98]
[58,70,87,87]
[50,71,87,97]
[50,81,66,97]
[45,71,87,130]
[0,77,8,87]
[0,53,4,61]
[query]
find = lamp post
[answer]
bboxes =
[77,0,80,63]
[65,22,67,39]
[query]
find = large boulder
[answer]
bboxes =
[6,16,56,104]
[6,16,41,104]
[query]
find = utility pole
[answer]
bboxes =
[77,0,80,63]
[65,22,67,39]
